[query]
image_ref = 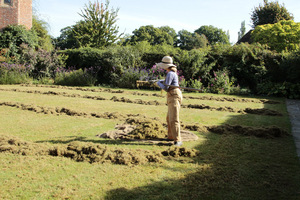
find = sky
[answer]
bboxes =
[34,0,300,44]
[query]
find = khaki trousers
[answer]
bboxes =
[166,88,183,142]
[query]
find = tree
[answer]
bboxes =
[126,25,175,46]
[177,30,208,50]
[54,26,79,49]
[251,0,293,28]
[195,25,230,45]
[76,0,122,48]
[159,26,177,45]
[56,0,122,49]
[32,15,53,51]
[252,20,300,52]
[238,21,246,41]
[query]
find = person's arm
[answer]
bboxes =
[157,72,172,91]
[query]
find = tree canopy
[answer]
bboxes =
[55,0,122,49]
[251,0,294,28]
[176,30,208,50]
[252,20,300,52]
[195,25,229,45]
[125,25,176,46]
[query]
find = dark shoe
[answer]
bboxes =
[174,141,183,147]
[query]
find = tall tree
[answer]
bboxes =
[238,20,246,41]
[195,25,229,45]
[57,0,122,49]
[251,0,294,28]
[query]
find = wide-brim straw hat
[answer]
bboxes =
[156,56,177,70]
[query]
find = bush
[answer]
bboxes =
[208,69,235,94]
[54,68,97,86]
[280,50,300,83]
[19,44,64,79]
[174,48,209,81]
[112,67,148,89]
[0,25,38,60]
[257,81,300,99]
[188,78,203,92]
[0,62,32,84]
[208,43,282,92]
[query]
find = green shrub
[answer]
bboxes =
[208,43,281,92]
[0,62,31,84]
[174,48,209,81]
[19,44,64,79]
[0,25,38,60]
[208,69,235,94]
[111,67,148,89]
[188,78,203,92]
[280,50,300,83]
[54,68,97,86]
[257,81,300,99]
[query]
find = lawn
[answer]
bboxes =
[0,84,299,200]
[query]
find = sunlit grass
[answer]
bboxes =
[0,84,299,199]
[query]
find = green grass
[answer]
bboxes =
[0,84,299,199]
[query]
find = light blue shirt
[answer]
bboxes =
[157,71,179,91]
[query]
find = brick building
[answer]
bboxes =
[0,0,32,30]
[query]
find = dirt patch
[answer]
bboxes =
[124,118,167,139]
[19,84,280,104]
[0,135,200,165]
[207,124,288,138]
[243,108,283,116]
[184,95,280,104]
[1,88,283,116]
[98,117,199,142]
[110,96,163,106]
[182,104,239,113]
[48,141,164,165]
[161,147,200,158]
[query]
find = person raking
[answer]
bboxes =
[156,56,183,146]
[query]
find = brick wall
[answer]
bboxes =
[0,0,32,30]
[18,0,32,29]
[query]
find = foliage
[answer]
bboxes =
[208,70,235,94]
[111,67,148,88]
[257,81,300,99]
[195,25,230,45]
[54,68,97,86]
[280,49,300,83]
[207,43,282,92]
[177,30,208,50]
[188,78,203,92]
[0,25,38,60]
[146,65,166,80]
[175,48,209,81]
[32,15,54,51]
[0,62,31,84]
[252,20,300,52]
[251,0,294,28]
[76,0,122,48]
[19,44,64,79]
[54,26,79,49]
[125,25,176,46]
[238,21,246,41]
[55,0,121,49]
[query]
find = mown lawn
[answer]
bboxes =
[0,84,299,200]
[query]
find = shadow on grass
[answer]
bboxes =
[102,97,300,200]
